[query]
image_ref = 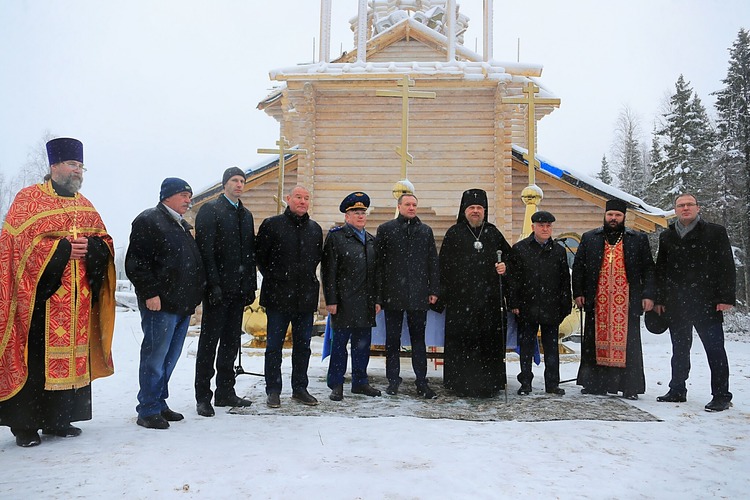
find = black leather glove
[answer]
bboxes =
[208,285,223,306]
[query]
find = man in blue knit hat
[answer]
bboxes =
[126,177,205,429]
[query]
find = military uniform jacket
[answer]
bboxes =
[321,224,378,329]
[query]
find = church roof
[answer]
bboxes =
[259,16,556,111]
[269,18,545,83]
[193,147,672,224]
[512,145,673,219]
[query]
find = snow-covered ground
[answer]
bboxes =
[1,309,748,499]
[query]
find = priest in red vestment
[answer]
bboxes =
[0,137,115,447]
[572,199,655,400]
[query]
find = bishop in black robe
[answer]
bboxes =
[438,189,511,398]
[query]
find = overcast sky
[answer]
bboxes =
[1,0,747,246]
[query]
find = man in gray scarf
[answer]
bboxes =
[654,193,736,412]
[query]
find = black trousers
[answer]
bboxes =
[384,309,428,387]
[516,319,560,390]
[195,296,245,403]
[668,318,731,398]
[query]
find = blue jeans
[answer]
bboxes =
[668,318,731,398]
[327,327,372,388]
[136,310,191,418]
[264,309,313,395]
[384,310,428,387]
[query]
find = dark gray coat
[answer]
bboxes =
[255,207,323,312]
[374,214,439,311]
[195,195,256,300]
[508,235,572,325]
[656,218,735,323]
[321,224,378,329]
[125,204,205,316]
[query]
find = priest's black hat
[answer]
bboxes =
[605,198,628,214]
[457,188,488,223]
[645,310,669,334]
[46,137,83,166]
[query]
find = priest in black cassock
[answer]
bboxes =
[572,199,655,400]
[438,189,512,397]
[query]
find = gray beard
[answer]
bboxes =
[60,176,82,194]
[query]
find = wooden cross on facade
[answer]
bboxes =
[503,81,561,237]
[376,74,436,179]
[257,135,308,214]
[501,81,560,185]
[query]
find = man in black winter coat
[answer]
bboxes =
[508,211,571,396]
[194,167,257,417]
[255,185,323,408]
[654,193,736,412]
[375,194,439,398]
[126,178,205,430]
[322,192,381,401]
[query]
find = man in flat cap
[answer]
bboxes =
[572,199,655,400]
[255,185,323,408]
[375,193,439,399]
[193,167,257,417]
[654,193,735,412]
[438,188,512,398]
[322,192,381,401]
[126,177,205,429]
[507,211,571,396]
[0,137,115,447]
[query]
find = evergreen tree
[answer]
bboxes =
[648,75,716,209]
[713,28,750,306]
[644,125,663,204]
[596,154,613,184]
[611,105,646,198]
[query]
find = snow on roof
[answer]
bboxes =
[191,152,300,204]
[269,17,545,85]
[512,145,673,217]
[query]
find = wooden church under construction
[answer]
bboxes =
[189,0,670,244]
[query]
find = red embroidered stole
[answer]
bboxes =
[594,239,629,368]
[0,181,115,400]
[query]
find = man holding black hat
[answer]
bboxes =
[507,210,571,396]
[572,199,655,400]
[322,192,381,401]
[654,193,735,412]
[0,137,115,447]
[193,167,257,417]
[126,177,205,429]
[438,188,512,398]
